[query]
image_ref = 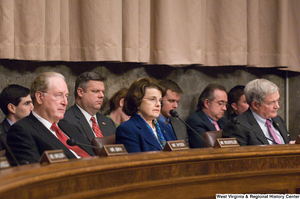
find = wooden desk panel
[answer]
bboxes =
[1,144,300,198]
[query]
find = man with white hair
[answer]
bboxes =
[7,72,95,165]
[222,79,292,146]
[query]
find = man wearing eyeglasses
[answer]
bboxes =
[6,72,95,165]
[186,84,228,148]
[63,71,116,144]
[222,79,292,146]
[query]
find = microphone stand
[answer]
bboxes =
[0,132,20,166]
[170,110,213,147]
[231,118,279,145]
[67,139,103,149]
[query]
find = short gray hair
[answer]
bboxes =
[31,72,65,102]
[244,79,278,105]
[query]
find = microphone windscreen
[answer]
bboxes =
[170,110,179,117]
[66,139,77,146]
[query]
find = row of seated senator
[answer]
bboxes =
[0,71,293,166]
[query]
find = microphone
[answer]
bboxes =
[0,132,20,166]
[67,139,102,149]
[170,110,213,147]
[231,118,279,145]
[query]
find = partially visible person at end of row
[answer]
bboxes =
[227,85,249,120]
[106,87,130,127]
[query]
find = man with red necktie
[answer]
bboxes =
[64,72,116,144]
[6,72,95,165]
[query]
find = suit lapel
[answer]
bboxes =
[2,118,11,133]
[246,110,269,145]
[272,117,289,144]
[169,117,181,139]
[72,106,95,142]
[28,114,75,157]
[197,110,216,131]
[96,112,113,137]
[132,115,162,150]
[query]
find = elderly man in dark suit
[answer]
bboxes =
[158,79,189,146]
[186,84,228,148]
[7,72,95,165]
[63,72,116,143]
[222,79,292,145]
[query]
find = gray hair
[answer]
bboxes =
[30,72,65,102]
[244,79,278,105]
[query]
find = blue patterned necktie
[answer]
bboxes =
[154,119,167,147]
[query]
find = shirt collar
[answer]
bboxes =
[158,114,168,123]
[6,118,14,126]
[250,107,269,124]
[32,111,53,130]
[203,111,214,124]
[76,103,97,121]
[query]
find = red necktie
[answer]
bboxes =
[51,123,90,158]
[91,117,103,137]
[213,121,220,131]
[266,119,282,144]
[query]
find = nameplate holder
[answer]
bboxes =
[39,150,68,164]
[100,144,128,156]
[0,150,11,169]
[295,135,300,144]
[214,138,240,148]
[163,140,189,151]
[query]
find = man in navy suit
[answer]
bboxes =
[158,79,189,146]
[64,72,116,143]
[0,84,33,150]
[6,72,95,165]
[186,84,228,148]
[222,79,292,145]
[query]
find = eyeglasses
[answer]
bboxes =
[262,100,279,107]
[212,100,228,107]
[143,97,163,105]
[41,91,71,101]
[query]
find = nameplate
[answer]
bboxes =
[100,144,128,156]
[214,138,240,148]
[163,140,189,151]
[0,156,11,169]
[39,150,68,164]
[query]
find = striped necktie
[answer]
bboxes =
[91,117,104,137]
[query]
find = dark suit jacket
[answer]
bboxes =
[0,118,11,150]
[116,114,177,153]
[169,116,189,147]
[6,113,95,165]
[186,109,228,148]
[222,109,290,146]
[64,104,116,143]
